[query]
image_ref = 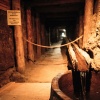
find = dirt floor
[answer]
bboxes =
[0,41,100,100]
[0,41,68,100]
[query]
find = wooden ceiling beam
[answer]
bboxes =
[45,17,77,22]
[24,0,84,7]
[23,0,84,27]
[41,12,78,19]
[45,20,76,27]
[34,4,82,13]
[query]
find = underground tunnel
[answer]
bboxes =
[0,0,100,100]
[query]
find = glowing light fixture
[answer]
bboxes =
[63,29,66,32]
[61,32,66,37]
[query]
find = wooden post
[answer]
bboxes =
[78,12,84,48]
[56,28,59,41]
[75,19,79,39]
[12,0,25,73]
[83,0,94,47]
[96,0,100,27]
[41,23,46,54]
[36,13,41,58]
[48,28,51,45]
[32,14,37,61]
[26,8,34,63]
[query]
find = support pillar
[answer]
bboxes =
[41,23,46,54]
[12,0,25,73]
[26,8,34,63]
[75,18,79,39]
[78,12,84,48]
[32,15,37,61]
[36,13,41,58]
[48,28,51,45]
[96,0,100,27]
[83,0,94,47]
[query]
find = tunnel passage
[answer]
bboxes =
[0,0,85,88]
[24,0,85,45]
[1,2,100,100]
[23,0,100,72]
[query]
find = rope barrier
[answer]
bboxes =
[23,35,83,49]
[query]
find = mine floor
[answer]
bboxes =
[0,41,68,100]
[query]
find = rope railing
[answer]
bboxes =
[23,35,83,49]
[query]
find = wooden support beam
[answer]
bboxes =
[26,8,34,63]
[32,15,37,61]
[96,0,100,27]
[12,0,25,73]
[41,23,46,54]
[83,0,94,48]
[36,13,41,58]
[25,0,84,7]
[34,4,83,13]
[42,12,78,19]
[78,12,84,48]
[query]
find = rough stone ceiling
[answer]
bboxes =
[24,0,85,27]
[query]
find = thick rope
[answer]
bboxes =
[23,35,83,48]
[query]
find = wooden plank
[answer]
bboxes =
[68,43,90,71]
[26,8,34,63]
[83,0,93,47]
[25,0,84,7]
[0,0,10,10]
[34,3,83,13]
[12,0,25,73]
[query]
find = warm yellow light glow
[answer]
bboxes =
[61,32,66,37]
[63,29,66,32]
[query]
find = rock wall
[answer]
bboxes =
[86,1,100,70]
[0,9,15,71]
[0,1,26,88]
[0,8,15,87]
[86,25,100,70]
